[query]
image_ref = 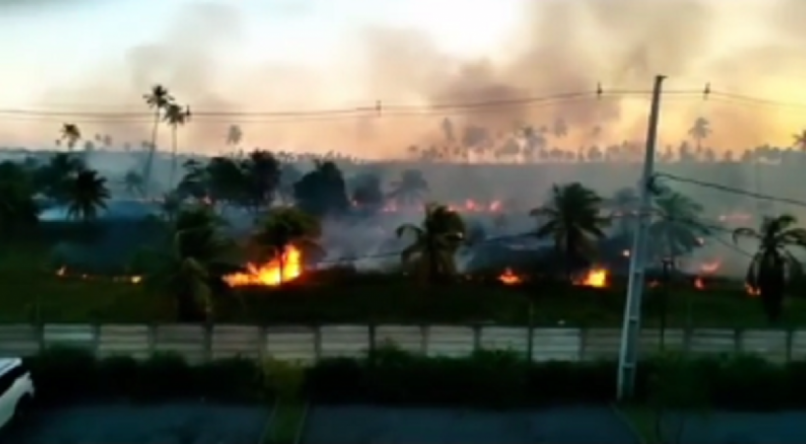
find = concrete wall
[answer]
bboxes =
[0,324,799,364]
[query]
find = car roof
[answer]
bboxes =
[0,358,23,375]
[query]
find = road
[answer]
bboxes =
[664,410,806,444]
[304,404,639,444]
[0,402,270,444]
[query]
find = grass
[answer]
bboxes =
[616,405,656,444]
[2,240,805,327]
[266,400,306,444]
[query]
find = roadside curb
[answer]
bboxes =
[609,403,647,444]
[256,398,280,444]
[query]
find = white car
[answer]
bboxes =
[0,358,34,430]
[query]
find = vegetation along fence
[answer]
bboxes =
[0,324,802,364]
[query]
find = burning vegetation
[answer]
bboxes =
[223,246,303,287]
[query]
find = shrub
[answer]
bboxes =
[22,345,806,410]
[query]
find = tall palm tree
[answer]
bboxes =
[687,117,711,154]
[252,207,322,284]
[60,123,81,151]
[142,84,174,189]
[530,182,608,280]
[66,169,110,223]
[648,188,708,265]
[164,103,192,189]
[792,130,806,152]
[733,214,806,322]
[388,169,429,205]
[396,203,466,283]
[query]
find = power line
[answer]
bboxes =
[0,88,702,122]
[654,172,806,209]
[708,90,806,111]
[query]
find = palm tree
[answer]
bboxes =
[123,170,145,197]
[142,84,174,189]
[396,203,466,283]
[687,117,711,154]
[648,188,708,265]
[60,123,81,151]
[0,161,39,235]
[164,103,192,189]
[141,206,236,321]
[38,153,85,204]
[388,169,429,205]
[66,169,110,223]
[252,207,321,284]
[733,214,806,322]
[792,130,806,152]
[226,125,243,147]
[530,182,608,280]
[608,187,639,236]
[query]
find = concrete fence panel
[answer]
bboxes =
[319,325,369,359]
[788,329,806,361]
[97,325,150,360]
[154,325,207,364]
[43,324,95,350]
[211,325,262,360]
[532,328,583,361]
[266,326,317,363]
[479,327,528,357]
[375,325,424,353]
[639,328,686,354]
[0,325,40,357]
[689,329,738,355]
[583,329,621,360]
[740,330,789,363]
[425,326,475,357]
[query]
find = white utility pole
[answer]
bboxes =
[617,75,666,400]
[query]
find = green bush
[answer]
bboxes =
[23,346,806,410]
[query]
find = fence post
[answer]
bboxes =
[147,323,157,356]
[203,323,213,363]
[786,328,794,362]
[34,322,44,353]
[92,324,101,356]
[313,325,322,362]
[472,324,482,353]
[733,328,743,354]
[367,323,377,360]
[257,325,267,360]
[420,325,429,355]
[526,324,534,362]
[578,327,587,361]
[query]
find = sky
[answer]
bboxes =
[1,0,806,157]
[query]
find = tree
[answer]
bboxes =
[142,84,174,189]
[608,187,639,236]
[0,161,39,236]
[293,161,350,217]
[733,214,806,322]
[140,206,236,322]
[687,117,711,153]
[396,203,466,283]
[123,170,146,198]
[648,188,708,264]
[66,169,110,223]
[792,129,806,152]
[252,207,322,284]
[530,182,608,280]
[60,123,81,151]
[388,169,429,205]
[226,125,243,147]
[240,149,281,212]
[351,172,385,215]
[163,103,192,189]
[38,153,85,204]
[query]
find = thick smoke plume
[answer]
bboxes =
[9,0,803,156]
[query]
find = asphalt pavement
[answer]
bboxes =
[664,410,806,444]
[0,402,270,444]
[303,404,640,444]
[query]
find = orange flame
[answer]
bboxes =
[224,246,303,287]
[498,268,522,285]
[699,259,721,274]
[574,268,608,288]
[745,283,760,297]
[694,277,705,290]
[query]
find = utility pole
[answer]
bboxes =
[617,75,666,400]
